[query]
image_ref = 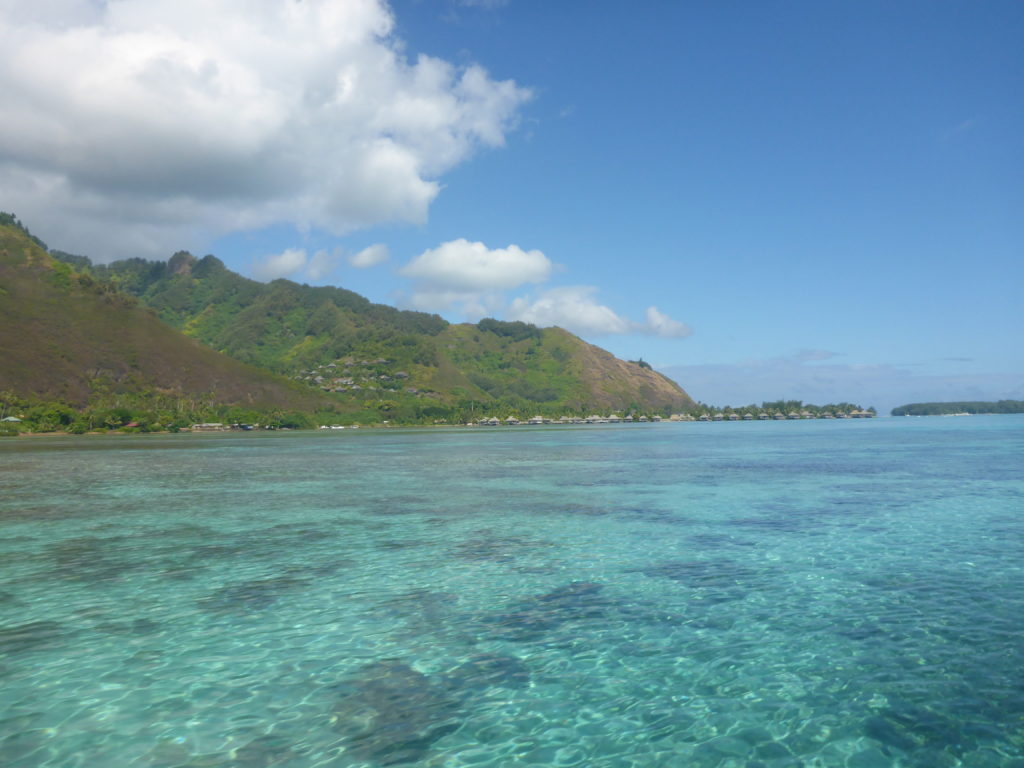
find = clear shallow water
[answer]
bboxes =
[1,418,1022,768]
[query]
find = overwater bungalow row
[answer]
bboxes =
[471,413,640,426]
[688,409,875,421]
[466,409,874,427]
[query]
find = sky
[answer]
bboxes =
[1,0,1021,414]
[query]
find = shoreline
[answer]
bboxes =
[1,418,899,439]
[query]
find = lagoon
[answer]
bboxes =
[1,417,1023,767]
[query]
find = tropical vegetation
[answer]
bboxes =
[1,214,693,432]
[891,401,1024,416]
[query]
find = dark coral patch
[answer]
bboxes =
[198,575,310,614]
[481,581,612,642]
[333,660,460,766]
[449,653,531,690]
[0,620,68,654]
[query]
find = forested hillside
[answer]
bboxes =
[1,215,694,430]
[0,217,335,430]
[58,248,693,420]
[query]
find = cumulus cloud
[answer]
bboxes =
[401,239,551,292]
[0,0,531,260]
[249,240,393,282]
[349,244,389,269]
[398,238,550,314]
[396,238,692,338]
[403,288,501,318]
[252,247,310,281]
[509,286,631,336]
[508,287,691,338]
[306,248,344,281]
[645,306,692,339]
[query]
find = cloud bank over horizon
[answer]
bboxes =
[0,0,531,261]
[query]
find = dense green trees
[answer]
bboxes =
[0,212,47,250]
[476,318,542,341]
[891,401,1024,416]
[0,390,328,434]
[4,216,693,423]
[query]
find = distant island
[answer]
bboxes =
[891,401,1024,417]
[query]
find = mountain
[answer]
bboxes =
[2,213,694,424]
[76,250,694,417]
[0,219,329,411]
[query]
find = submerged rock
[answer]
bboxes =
[451,531,545,564]
[230,733,301,768]
[98,617,163,636]
[333,660,460,765]
[449,653,531,690]
[481,581,609,642]
[0,620,67,654]
[864,702,968,757]
[48,535,140,582]
[637,559,768,602]
[197,575,310,614]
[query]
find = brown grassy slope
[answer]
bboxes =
[430,322,695,412]
[557,329,696,411]
[0,225,329,408]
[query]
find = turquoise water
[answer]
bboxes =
[1,417,1022,768]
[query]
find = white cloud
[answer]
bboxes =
[252,247,309,281]
[306,248,343,281]
[251,244,346,282]
[645,306,692,339]
[396,238,692,338]
[0,0,531,260]
[508,287,692,338]
[349,243,389,269]
[403,288,501,318]
[401,238,551,292]
[509,286,632,336]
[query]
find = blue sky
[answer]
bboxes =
[2,0,1021,413]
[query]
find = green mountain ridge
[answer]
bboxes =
[0,222,332,416]
[1,217,695,426]
[82,250,695,417]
